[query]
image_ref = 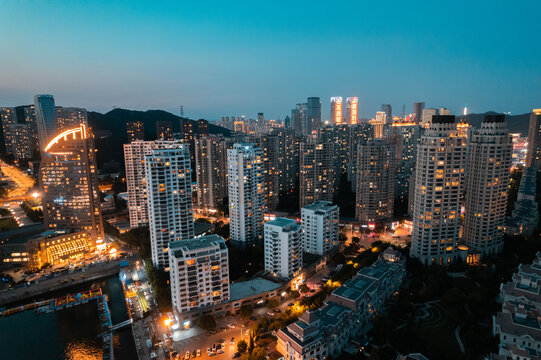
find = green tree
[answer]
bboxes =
[298,284,310,293]
[197,314,216,330]
[236,339,248,353]
[289,290,300,299]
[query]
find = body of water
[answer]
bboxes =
[0,275,137,360]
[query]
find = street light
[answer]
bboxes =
[164,318,172,360]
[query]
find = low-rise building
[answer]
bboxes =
[491,252,541,359]
[277,247,406,360]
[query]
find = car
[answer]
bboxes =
[267,311,274,316]
[192,350,197,357]
[209,352,216,357]
[207,347,211,354]
[209,329,217,334]
[216,344,222,351]
[217,348,224,354]
[185,351,190,359]
[249,316,257,321]
[288,303,294,307]
[212,344,216,352]
[218,339,225,344]
[196,349,201,357]
[273,309,281,313]
[220,326,227,331]
[230,337,235,344]
[227,323,235,329]
[233,352,241,358]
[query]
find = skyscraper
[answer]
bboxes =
[56,107,88,132]
[271,128,297,193]
[307,97,322,133]
[40,124,104,241]
[381,104,392,123]
[146,144,194,268]
[197,119,209,136]
[526,109,541,169]
[410,115,466,265]
[0,107,17,155]
[355,139,395,223]
[253,135,281,210]
[9,123,32,162]
[463,114,512,256]
[318,124,349,181]
[421,108,438,128]
[169,235,230,316]
[412,102,425,124]
[156,120,174,140]
[264,218,303,279]
[34,94,57,151]
[347,123,374,191]
[301,201,339,255]
[194,135,227,211]
[346,97,359,125]
[124,140,186,228]
[369,111,387,138]
[330,97,343,125]
[227,143,265,248]
[299,140,335,208]
[126,121,145,142]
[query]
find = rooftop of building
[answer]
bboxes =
[169,234,226,254]
[332,276,377,302]
[265,217,298,230]
[302,201,337,212]
[230,277,283,301]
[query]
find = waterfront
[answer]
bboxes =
[0,275,137,360]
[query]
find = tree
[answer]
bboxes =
[298,284,310,293]
[236,339,248,354]
[197,314,216,330]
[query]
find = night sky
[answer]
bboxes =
[1,1,540,120]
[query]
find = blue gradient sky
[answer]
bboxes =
[1,1,540,120]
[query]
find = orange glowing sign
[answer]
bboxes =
[331,97,343,124]
[44,124,87,152]
[348,97,358,125]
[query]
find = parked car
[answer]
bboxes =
[230,337,235,345]
[196,349,201,357]
[185,351,190,359]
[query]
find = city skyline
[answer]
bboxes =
[1,2,541,119]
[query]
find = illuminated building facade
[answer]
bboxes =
[27,230,95,270]
[368,112,386,139]
[34,94,57,152]
[348,123,374,191]
[196,119,209,136]
[330,97,343,125]
[253,135,281,210]
[194,135,227,211]
[301,201,339,255]
[156,120,174,140]
[39,124,104,241]
[410,115,466,265]
[56,107,87,132]
[169,235,230,315]
[0,107,17,155]
[355,139,395,223]
[299,140,335,209]
[124,140,185,228]
[146,144,194,268]
[227,143,265,247]
[126,121,145,142]
[381,104,392,123]
[10,123,32,162]
[346,97,359,125]
[318,124,349,181]
[526,109,541,170]
[264,218,302,279]
[270,128,297,193]
[463,114,512,256]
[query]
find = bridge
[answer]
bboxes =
[110,319,132,331]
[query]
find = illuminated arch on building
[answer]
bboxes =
[44,124,87,152]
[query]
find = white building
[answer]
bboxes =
[301,201,339,256]
[169,235,230,316]
[410,115,467,265]
[124,140,185,228]
[146,144,194,268]
[264,218,303,279]
[227,143,265,248]
[463,115,512,256]
[194,135,227,212]
[420,108,438,128]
